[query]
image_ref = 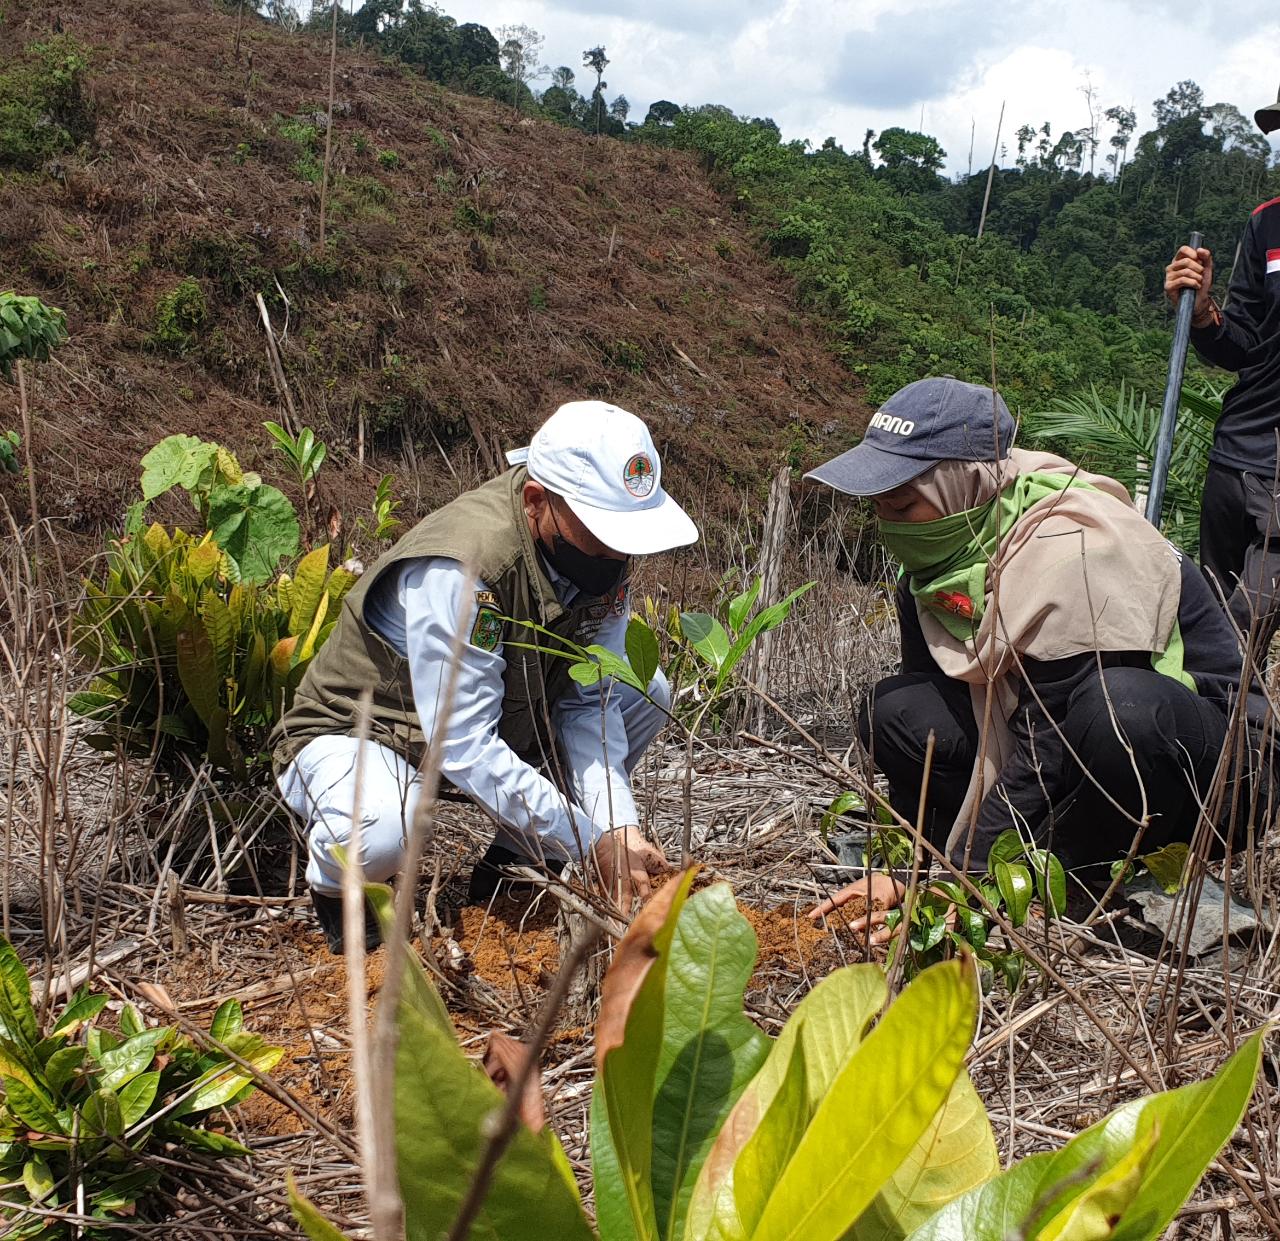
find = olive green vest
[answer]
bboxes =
[270,467,623,772]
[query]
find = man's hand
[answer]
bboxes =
[1164,245,1215,324]
[808,872,906,946]
[591,825,670,908]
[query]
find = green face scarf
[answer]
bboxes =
[879,471,1093,640]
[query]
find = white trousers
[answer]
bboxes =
[278,673,670,895]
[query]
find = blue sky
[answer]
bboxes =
[446,0,1280,176]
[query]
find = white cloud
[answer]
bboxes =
[445,0,1280,170]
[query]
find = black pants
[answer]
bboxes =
[859,666,1227,871]
[1201,462,1280,655]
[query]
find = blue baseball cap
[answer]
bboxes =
[805,378,1015,497]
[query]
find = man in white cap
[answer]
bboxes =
[271,400,697,951]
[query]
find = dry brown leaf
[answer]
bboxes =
[482,1032,546,1133]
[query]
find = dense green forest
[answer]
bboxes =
[277,0,1278,412]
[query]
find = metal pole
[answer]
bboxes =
[1145,229,1202,527]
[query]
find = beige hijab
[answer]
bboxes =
[903,449,1184,860]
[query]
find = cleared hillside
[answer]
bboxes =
[0,0,868,552]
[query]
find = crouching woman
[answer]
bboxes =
[806,378,1263,936]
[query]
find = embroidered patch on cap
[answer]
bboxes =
[933,590,975,619]
[471,606,503,652]
[623,453,656,498]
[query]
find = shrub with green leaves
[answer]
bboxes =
[291,873,1262,1240]
[151,278,208,353]
[0,938,281,1237]
[72,526,357,781]
[0,35,93,171]
[0,430,20,475]
[0,292,68,379]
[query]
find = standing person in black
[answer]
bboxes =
[1164,88,1280,653]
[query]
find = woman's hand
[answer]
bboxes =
[808,872,906,946]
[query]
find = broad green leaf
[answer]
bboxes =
[96,1029,167,1091]
[0,1041,42,1093]
[569,660,604,687]
[987,829,1026,866]
[727,577,762,633]
[211,999,245,1042]
[0,938,37,1051]
[692,1030,810,1241]
[680,612,731,672]
[687,966,887,1237]
[591,1081,639,1241]
[81,1087,123,1138]
[625,617,661,691]
[161,1119,253,1156]
[596,870,699,1240]
[1027,850,1067,917]
[393,977,594,1240]
[176,620,223,729]
[44,1046,87,1097]
[140,435,216,502]
[5,1078,63,1135]
[1138,842,1189,895]
[201,593,235,676]
[846,1076,999,1240]
[208,482,300,584]
[52,987,108,1033]
[297,592,330,661]
[289,544,332,638]
[908,1031,1263,1241]
[717,583,814,688]
[290,1175,355,1240]
[118,1071,160,1127]
[176,1042,283,1115]
[752,958,978,1241]
[1036,1125,1157,1241]
[820,792,864,837]
[119,1004,144,1039]
[583,644,646,693]
[645,883,771,1240]
[22,1153,55,1204]
[994,862,1032,928]
[188,539,222,586]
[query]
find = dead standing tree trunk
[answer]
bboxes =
[746,465,791,733]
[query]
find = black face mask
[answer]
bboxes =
[539,507,627,598]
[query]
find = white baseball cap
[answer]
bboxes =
[506,401,698,555]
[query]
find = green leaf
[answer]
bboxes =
[847,1076,999,1240]
[176,619,223,730]
[208,482,300,584]
[908,1031,1263,1241]
[820,792,864,838]
[0,938,37,1051]
[81,1087,123,1138]
[1137,842,1189,895]
[987,829,1026,866]
[391,958,594,1239]
[4,1078,64,1135]
[687,966,888,1237]
[118,1072,160,1127]
[717,582,814,688]
[625,616,661,691]
[288,544,332,638]
[96,1029,167,1091]
[595,871,699,1239]
[1027,850,1067,917]
[175,1042,283,1116]
[119,1004,144,1039]
[994,862,1033,928]
[290,1175,355,1240]
[211,999,245,1042]
[161,1119,253,1156]
[646,883,772,1239]
[1036,1125,1157,1241]
[140,435,217,502]
[52,990,108,1037]
[751,958,979,1241]
[22,1152,55,1205]
[727,577,762,632]
[569,659,604,687]
[692,1033,810,1241]
[44,1046,87,1098]
[680,611,731,671]
[581,644,647,693]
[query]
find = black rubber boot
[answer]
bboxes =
[466,843,566,905]
[310,890,383,955]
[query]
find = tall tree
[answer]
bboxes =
[551,65,575,91]
[583,45,609,134]
[1105,104,1136,187]
[644,99,681,127]
[496,23,547,114]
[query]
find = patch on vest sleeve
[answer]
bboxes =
[471,605,503,652]
[475,589,498,606]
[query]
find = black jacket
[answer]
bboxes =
[1191,196,1280,472]
[898,551,1250,843]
